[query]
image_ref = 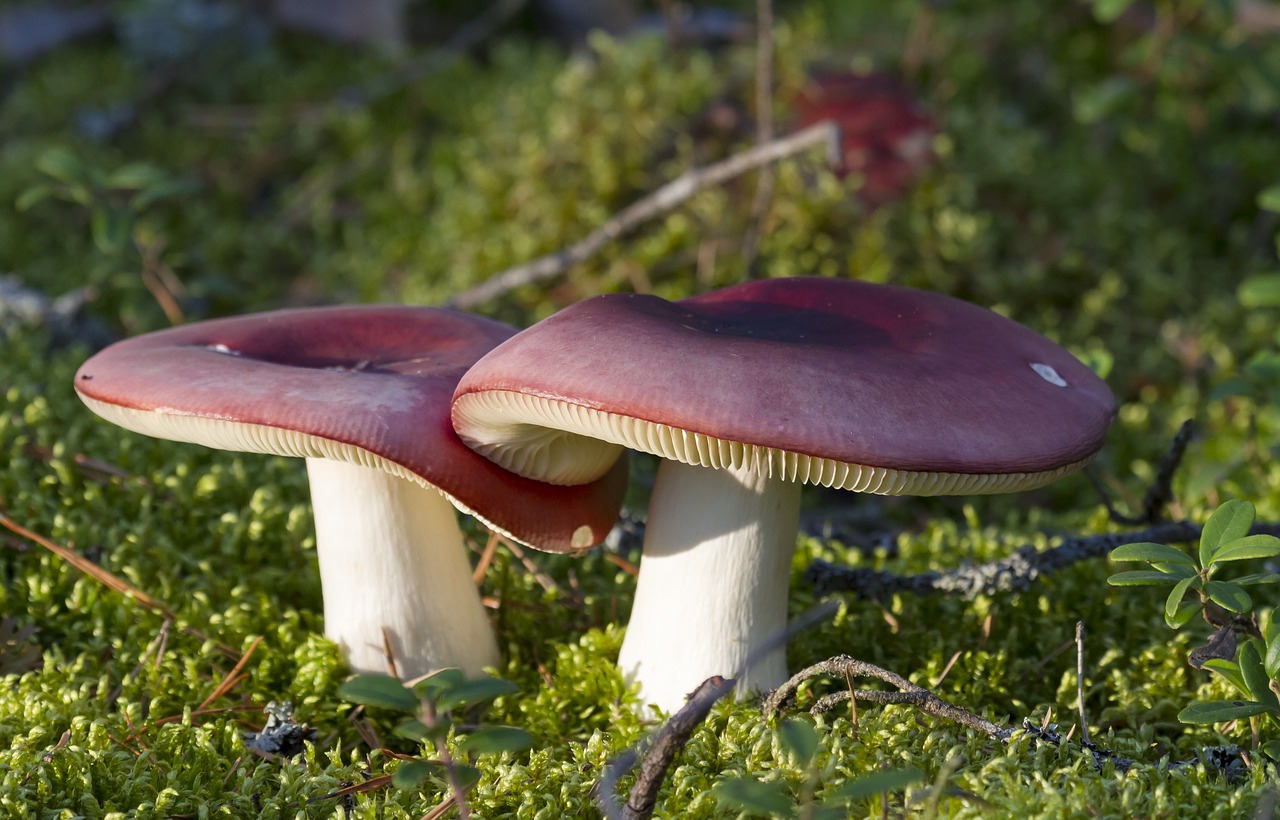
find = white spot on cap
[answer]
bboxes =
[570,525,594,550]
[1031,362,1068,387]
[208,343,239,356]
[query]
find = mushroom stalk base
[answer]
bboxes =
[618,460,802,714]
[306,458,499,680]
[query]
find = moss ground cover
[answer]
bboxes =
[3,0,1280,815]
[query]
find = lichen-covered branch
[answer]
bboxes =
[803,520,1280,599]
[762,655,1009,739]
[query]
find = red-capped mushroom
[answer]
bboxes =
[792,72,935,208]
[75,306,626,680]
[452,277,1116,712]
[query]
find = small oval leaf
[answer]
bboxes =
[1109,542,1194,564]
[1205,580,1252,614]
[392,759,439,790]
[712,778,794,815]
[435,677,521,713]
[458,726,534,756]
[1178,700,1275,724]
[1210,535,1280,564]
[1106,570,1182,586]
[1201,501,1256,566]
[338,674,419,712]
[778,718,820,767]
[1240,641,1278,709]
[1164,577,1196,625]
[829,767,924,801]
[1201,659,1249,697]
[1239,274,1280,309]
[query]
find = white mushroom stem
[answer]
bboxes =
[306,457,499,680]
[617,459,802,714]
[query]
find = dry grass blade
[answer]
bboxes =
[197,635,263,711]
[0,511,239,658]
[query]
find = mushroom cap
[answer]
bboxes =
[75,305,626,552]
[791,72,935,208]
[452,278,1116,495]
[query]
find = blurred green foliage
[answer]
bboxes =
[4,0,1280,815]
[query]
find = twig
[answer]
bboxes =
[740,0,776,280]
[446,121,842,309]
[1091,419,1195,525]
[599,676,736,820]
[496,534,579,605]
[1075,621,1089,746]
[763,656,1010,740]
[803,519,1280,600]
[106,618,172,708]
[597,602,840,819]
[471,531,501,586]
[0,512,239,658]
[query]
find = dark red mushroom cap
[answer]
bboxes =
[791,72,935,208]
[74,306,626,552]
[452,278,1116,495]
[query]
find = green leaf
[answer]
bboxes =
[393,718,448,743]
[1164,577,1197,626]
[1266,634,1280,681]
[435,677,521,713]
[131,176,200,210]
[457,726,534,756]
[1178,700,1275,724]
[105,162,169,191]
[1202,659,1249,697]
[1110,542,1194,564]
[414,668,467,701]
[35,147,93,186]
[1106,570,1182,586]
[829,767,925,801]
[1151,562,1197,580]
[1076,348,1113,379]
[1261,740,1280,762]
[1205,580,1252,613]
[1234,573,1280,586]
[1090,0,1132,23]
[1259,184,1280,214]
[1238,274,1280,309]
[1210,534,1280,564]
[712,778,795,816]
[777,718,819,767]
[90,206,132,255]
[338,674,419,712]
[1166,601,1201,629]
[1200,500,1255,566]
[14,183,59,212]
[452,764,482,791]
[392,759,439,789]
[1240,640,1278,708]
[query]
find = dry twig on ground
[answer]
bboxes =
[448,121,841,309]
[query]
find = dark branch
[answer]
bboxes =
[804,520,1280,599]
[762,655,1009,739]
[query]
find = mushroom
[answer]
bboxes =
[451,277,1116,712]
[75,305,626,680]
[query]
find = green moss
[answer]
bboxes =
[4,0,1280,814]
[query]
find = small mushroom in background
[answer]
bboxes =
[452,277,1116,713]
[791,72,936,209]
[75,305,626,681]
